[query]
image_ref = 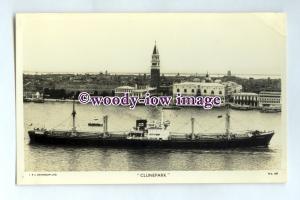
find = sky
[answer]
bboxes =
[19,13,286,75]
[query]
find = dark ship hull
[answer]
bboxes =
[28,130,274,149]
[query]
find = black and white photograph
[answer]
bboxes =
[16,13,286,184]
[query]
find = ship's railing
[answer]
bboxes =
[45,129,128,137]
[169,132,252,140]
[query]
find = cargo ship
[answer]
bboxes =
[28,100,274,149]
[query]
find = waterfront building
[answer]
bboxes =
[150,41,160,89]
[232,92,258,107]
[55,83,119,95]
[222,81,243,96]
[173,82,225,104]
[258,91,281,108]
[132,86,156,98]
[114,85,156,98]
[114,86,135,96]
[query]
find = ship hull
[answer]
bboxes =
[28,131,274,149]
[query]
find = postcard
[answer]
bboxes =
[16,13,287,184]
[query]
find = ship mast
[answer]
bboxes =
[103,115,108,134]
[161,111,164,126]
[191,117,195,140]
[225,104,230,139]
[71,98,76,132]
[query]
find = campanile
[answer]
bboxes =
[150,41,160,89]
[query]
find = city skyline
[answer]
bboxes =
[20,13,286,75]
[22,69,282,77]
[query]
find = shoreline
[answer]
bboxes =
[23,98,282,112]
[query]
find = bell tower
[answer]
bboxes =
[150,41,160,89]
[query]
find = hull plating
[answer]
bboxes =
[28,131,274,149]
